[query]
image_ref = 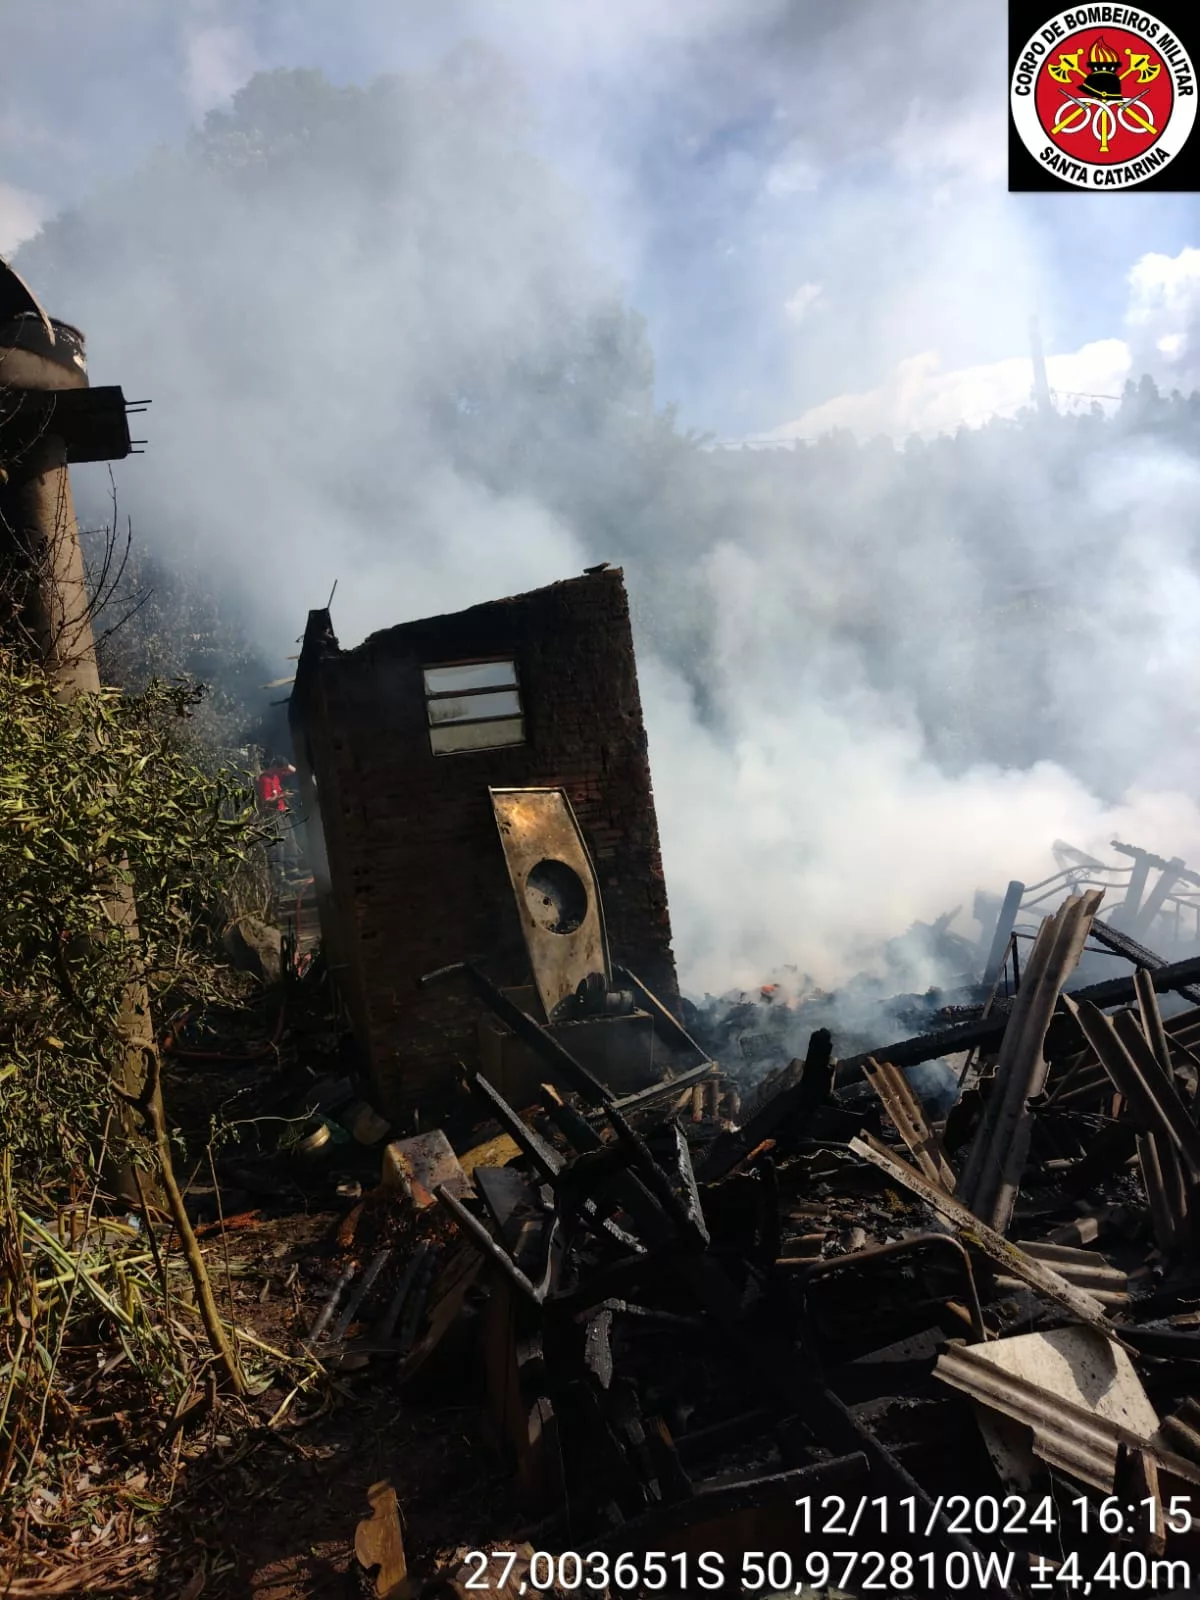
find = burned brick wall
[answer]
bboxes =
[289,569,679,1120]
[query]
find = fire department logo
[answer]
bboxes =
[1011,6,1196,188]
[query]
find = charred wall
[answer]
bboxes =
[289,569,679,1120]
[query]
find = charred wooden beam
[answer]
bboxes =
[1091,917,1200,1007]
[700,1027,833,1183]
[837,954,1200,1080]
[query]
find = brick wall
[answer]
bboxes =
[289,569,679,1121]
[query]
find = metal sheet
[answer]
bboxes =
[1012,1240,1128,1292]
[935,1328,1164,1492]
[958,890,1103,1234]
[1063,995,1200,1179]
[1138,1133,1177,1255]
[382,1130,473,1209]
[491,788,609,1021]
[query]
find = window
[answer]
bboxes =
[423,658,525,755]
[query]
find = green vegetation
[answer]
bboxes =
[0,654,279,1548]
[0,657,266,1188]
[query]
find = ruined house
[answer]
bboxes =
[289,568,683,1122]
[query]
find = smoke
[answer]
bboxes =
[9,3,1200,997]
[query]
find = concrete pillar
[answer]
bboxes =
[0,313,101,696]
[0,306,156,1196]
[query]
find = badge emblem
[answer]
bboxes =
[1011,7,1196,188]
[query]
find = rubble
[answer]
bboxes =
[248,841,1200,1595]
[263,579,1200,1584]
[46,637,1200,1595]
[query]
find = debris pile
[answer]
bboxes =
[306,869,1200,1596]
[37,841,1200,1595]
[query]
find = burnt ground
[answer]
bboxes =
[3,962,527,1600]
[143,1031,528,1599]
[151,1242,513,1599]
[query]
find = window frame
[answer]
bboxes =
[422,656,525,756]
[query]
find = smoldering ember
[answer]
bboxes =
[5,145,1200,1600]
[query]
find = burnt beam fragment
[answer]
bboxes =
[837,954,1200,1080]
[700,1027,833,1183]
[1091,917,1200,1007]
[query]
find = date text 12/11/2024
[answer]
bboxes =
[794,1489,1195,1538]
[457,1493,1197,1592]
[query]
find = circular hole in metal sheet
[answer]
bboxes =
[524,858,588,935]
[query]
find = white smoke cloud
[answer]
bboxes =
[765,337,1132,441]
[637,240,1200,992]
[646,634,1200,993]
[0,182,49,256]
[640,391,1200,992]
[8,4,1200,1005]
[184,24,257,115]
[1126,246,1200,391]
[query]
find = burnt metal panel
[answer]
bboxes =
[491,787,609,1022]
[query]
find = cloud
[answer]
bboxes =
[888,100,1009,186]
[783,281,822,325]
[763,142,820,198]
[0,182,50,256]
[184,24,256,115]
[1126,246,1200,391]
[765,337,1131,442]
[764,244,1200,445]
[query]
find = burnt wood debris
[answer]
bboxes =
[285,631,1200,1596]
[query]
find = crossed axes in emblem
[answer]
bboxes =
[1048,46,1161,88]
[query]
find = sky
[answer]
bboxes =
[4,0,1199,439]
[4,1,1200,996]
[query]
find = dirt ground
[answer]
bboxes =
[154,1025,530,1600]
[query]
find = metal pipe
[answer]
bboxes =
[795,1232,987,1345]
